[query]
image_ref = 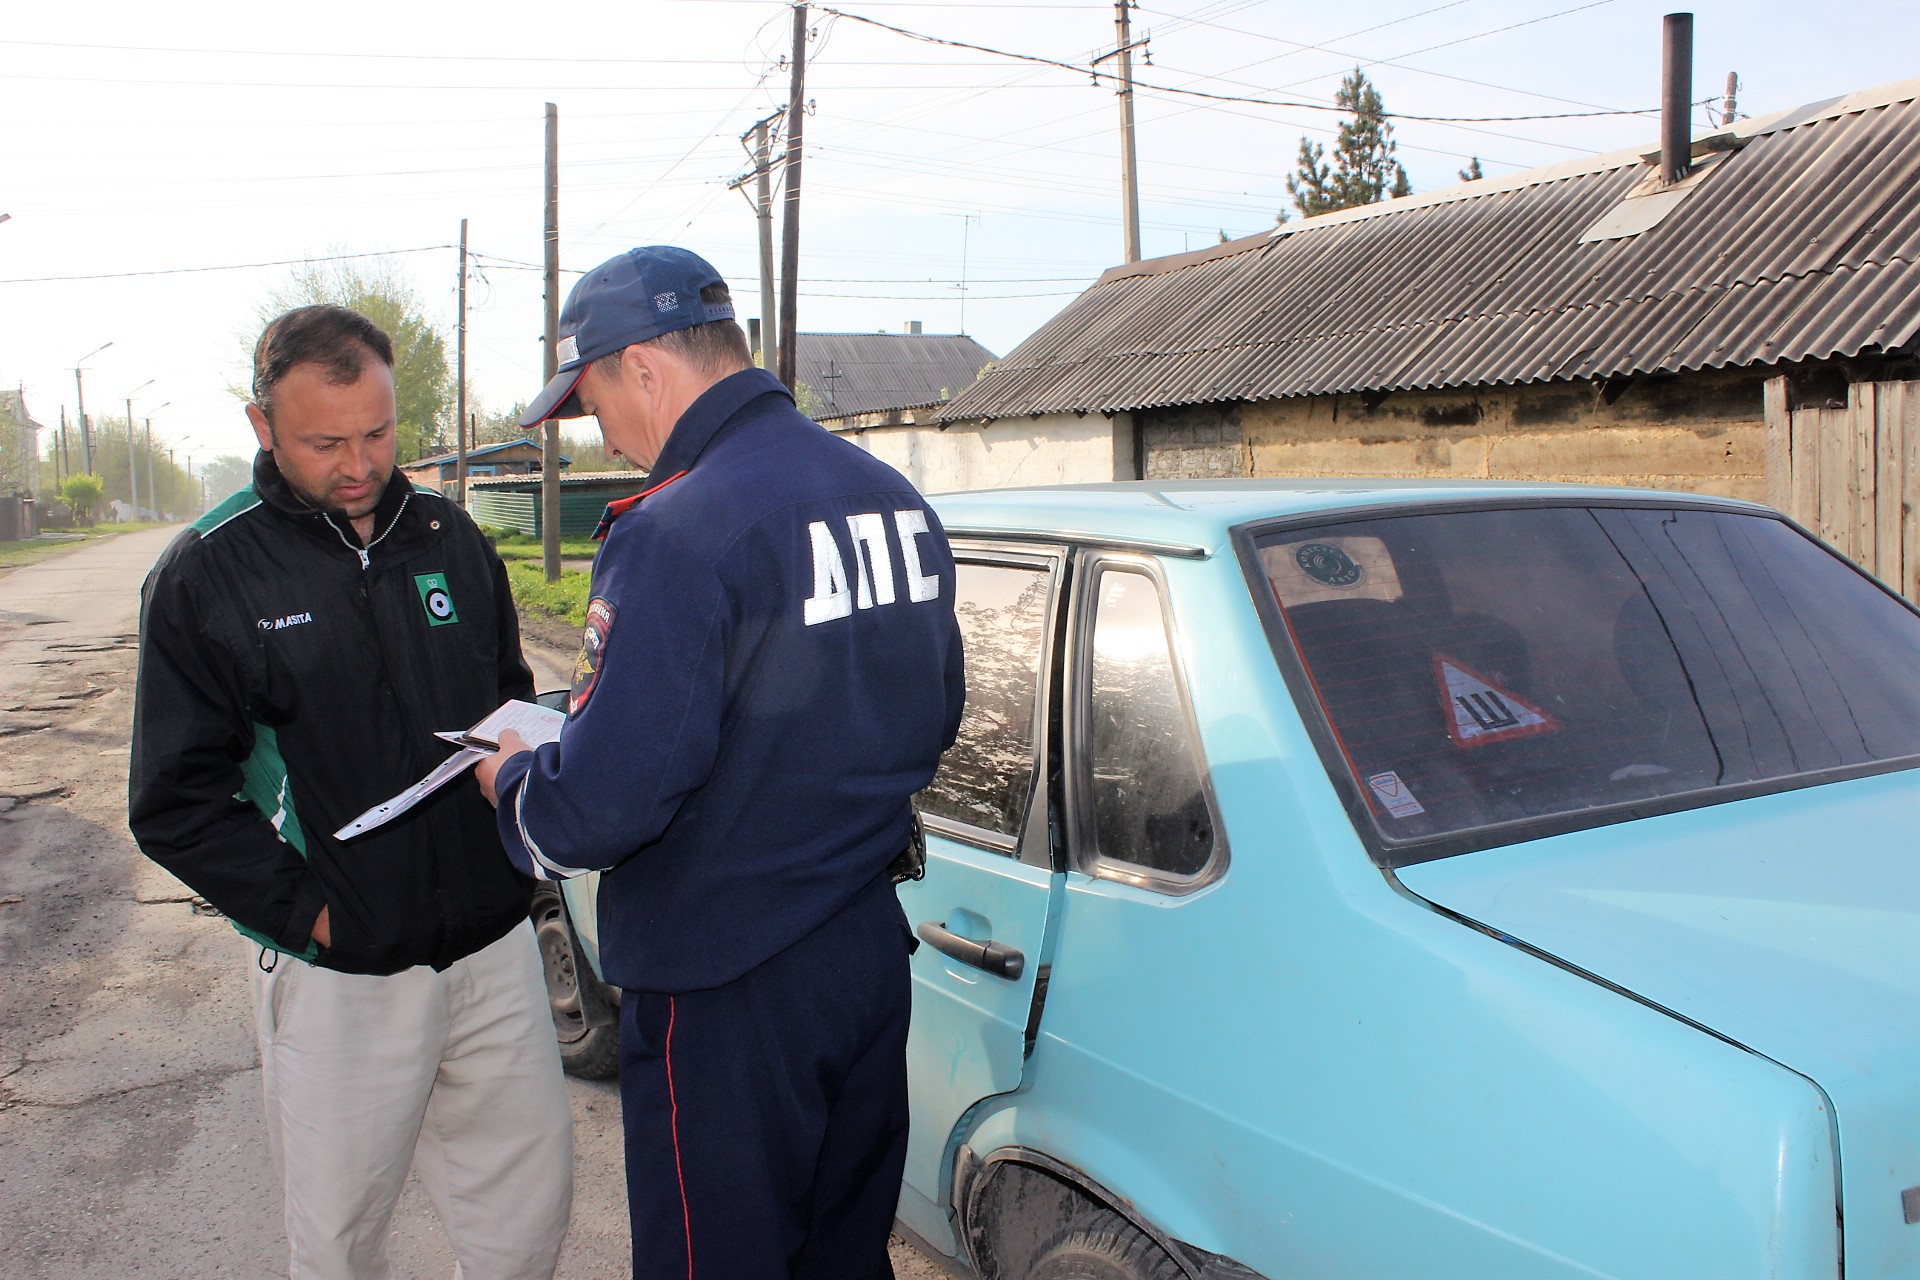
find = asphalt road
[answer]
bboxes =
[0,526,941,1279]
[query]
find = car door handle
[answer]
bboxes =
[917,921,1025,980]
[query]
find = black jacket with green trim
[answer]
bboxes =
[128,453,536,974]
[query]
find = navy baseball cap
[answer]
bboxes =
[519,245,736,426]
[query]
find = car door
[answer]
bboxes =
[897,542,1067,1229]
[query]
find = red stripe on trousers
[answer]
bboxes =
[666,995,693,1280]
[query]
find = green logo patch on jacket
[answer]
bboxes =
[414,572,459,626]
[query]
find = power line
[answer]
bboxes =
[814,5,1659,123]
[0,246,454,285]
[1137,3,1644,117]
[0,36,1001,67]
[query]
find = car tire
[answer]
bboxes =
[531,885,620,1079]
[1027,1209,1187,1280]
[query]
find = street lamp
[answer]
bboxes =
[125,378,155,517]
[72,340,112,475]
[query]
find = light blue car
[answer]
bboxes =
[537,480,1920,1279]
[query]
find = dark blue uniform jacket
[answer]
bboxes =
[494,368,965,992]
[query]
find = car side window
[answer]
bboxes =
[918,560,1053,846]
[1084,566,1215,880]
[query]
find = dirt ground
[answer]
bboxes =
[0,526,943,1279]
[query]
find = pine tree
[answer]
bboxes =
[1287,68,1413,218]
[1458,156,1485,183]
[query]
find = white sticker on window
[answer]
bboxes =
[1367,770,1426,818]
[1436,654,1559,748]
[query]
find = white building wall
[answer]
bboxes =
[840,413,1122,493]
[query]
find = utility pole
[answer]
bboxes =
[777,3,808,392]
[56,407,68,485]
[73,340,112,475]
[1108,0,1143,263]
[124,378,153,517]
[144,416,158,518]
[542,103,562,582]
[756,116,779,373]
[125,397,138,514]
[456,217,470,506]
[1721,71,1740,126]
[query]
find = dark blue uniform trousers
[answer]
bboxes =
[618,875,912,1280]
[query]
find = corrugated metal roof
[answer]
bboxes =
[795,332,997,419]
[941,78,1920,422]
[407,439,547,468]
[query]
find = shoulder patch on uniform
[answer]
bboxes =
[191,489,262,539]
[570,597,616,716]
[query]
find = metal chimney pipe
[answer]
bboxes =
[1661,12,1694,185]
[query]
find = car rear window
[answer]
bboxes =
[1251,505,1920,855]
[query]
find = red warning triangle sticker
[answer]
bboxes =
[1434,654,1559,748]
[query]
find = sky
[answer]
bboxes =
[3,0,1917,468]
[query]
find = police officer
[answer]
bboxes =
[476,247,965,1280]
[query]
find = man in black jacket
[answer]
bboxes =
[129,306,572,1280]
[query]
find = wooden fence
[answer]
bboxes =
[1765,376,1920,600]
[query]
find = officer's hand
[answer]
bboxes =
[476,729,534,808]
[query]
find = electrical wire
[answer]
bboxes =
[812,4,1654,122]
[0,246,455,285]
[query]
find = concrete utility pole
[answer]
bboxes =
[755,116,779,374]
[1721,71,1740,126]
[542,103,562,582]
[144,412,162,519]
[456,217,469,506]
[1111,0,1143,263]
[125,398,138,513]
[124,379,153,515]
[73,340,111,475]
[777,3,808,392]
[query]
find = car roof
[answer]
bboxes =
[928,479,1770,551]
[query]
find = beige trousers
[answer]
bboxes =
[247,920,574,1280]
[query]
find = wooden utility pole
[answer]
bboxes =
[542,103,562,581]
[1112,0,1143,263]
[56,407,68,485]
[755,117,779,374]
[777,3,807,391]
[456,217,469,506]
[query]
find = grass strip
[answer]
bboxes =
[505,560,592,627]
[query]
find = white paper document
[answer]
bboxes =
[334,700,567,840]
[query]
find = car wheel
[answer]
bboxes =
[1027,1209,1186,1280]
[531,886,620,1079]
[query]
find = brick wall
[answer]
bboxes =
[1138,367,1775,500]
